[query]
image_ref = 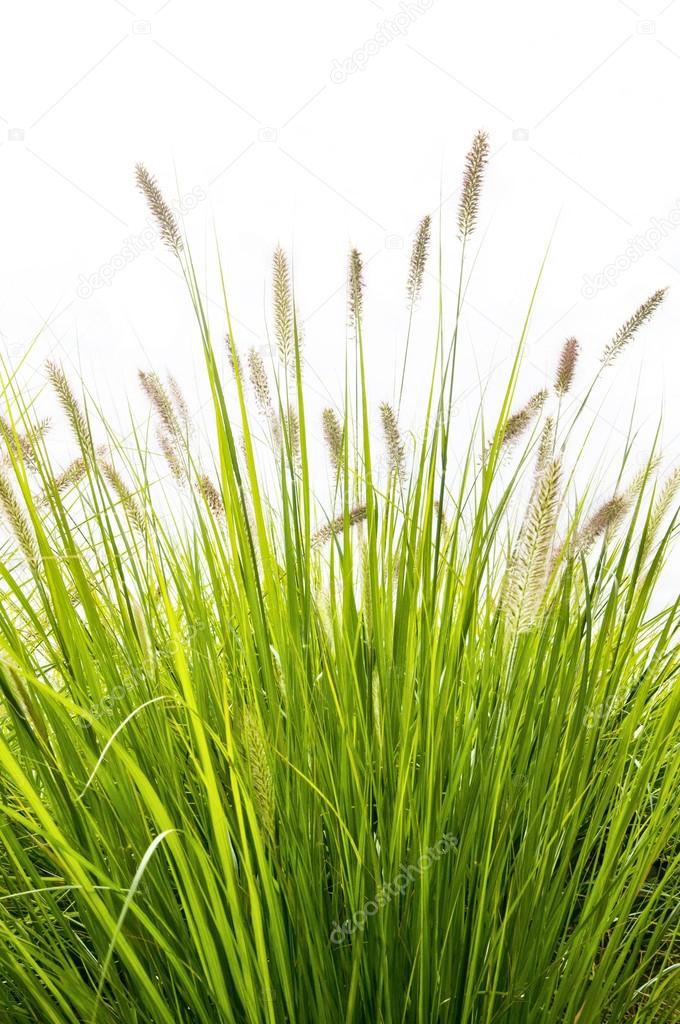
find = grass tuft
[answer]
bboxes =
[0,132,678,1024]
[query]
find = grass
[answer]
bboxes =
[0,133,678,1022]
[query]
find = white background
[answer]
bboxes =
[1,1,680,511]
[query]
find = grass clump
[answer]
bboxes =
[0,137,678,1023]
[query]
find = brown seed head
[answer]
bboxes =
[197,474,224,517]
[134,163,183,255]
[47,362,92,455]
[458,130,489,241]
[348,248,364,327]
[379,402,406,480]
[100,461,146,535]
[502,389,548,448]
[273,246,293,368]
[0,469,39,567]
[139,371,182,440]
[407,215,431,303]
[247,348,273,413]
[322,408,343,476]
[554,337,579,395]
[312,503,368,548]
[601,289,667,366]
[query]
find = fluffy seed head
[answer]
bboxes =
[49,457,87,499]
[247,349,273,413]
[503,457,561,633]
[242,705,276,846]
[0,469,38,567]
[322,408,343,476]
[273,246,293,368]
[312,503,367,548]
[156,429,185,484]
[348,248,364,327]
[554,337,579,395]
[100,461,146,535]
[197,474,224,517]
[601,289,667,367]
[458,130,489,241]
[134,163,183,255]
[576,493,631,555]
[0,416,51,470]
[502,389,548,449]
[284,406,301,465]
[167,374,190,430]
[407,215,431,303]
[225,334,244,386]
[47,362,92,455]
[379,402,405,480]
[139,371,182,441]
[534,417,555,484]
[647,467,680,545]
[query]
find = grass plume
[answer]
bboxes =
[348,247,364,328]
[457,129,489,241]
[554,336,579,395]
[407,215,431,303]
[322,407,343,476]
[273,245,293,369]
[135,163,183,255]
[601,288,667,366]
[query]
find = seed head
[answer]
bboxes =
[501,389,548,449]
[0,469,38,567]
[458,130,489,242]
[503,457,561,633]
[197,474,224,517]
[47,362,93,455]
[273,246,293,369]
[601,289,667,367]
[312,503,367,548]
[407,215,431,303]
[322,408,343,476]
[134,163,183,255]
[156,429,185,484]
[647,467,680,546]
[100,461,146,535]
[554,337,579,395]
[285,405,301,465]
[247,349,273,413]
[0,416,51,470]
[47,457,87,500]
[242,705,276,846]
[225,334,244,386]
[576,493,631,555]
[167,374,191,431]
[139,370,182,441]
[348,248,364,328]
[379,402,405,480]
[534,416,555,484]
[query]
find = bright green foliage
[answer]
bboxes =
[0,150,678,1023]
